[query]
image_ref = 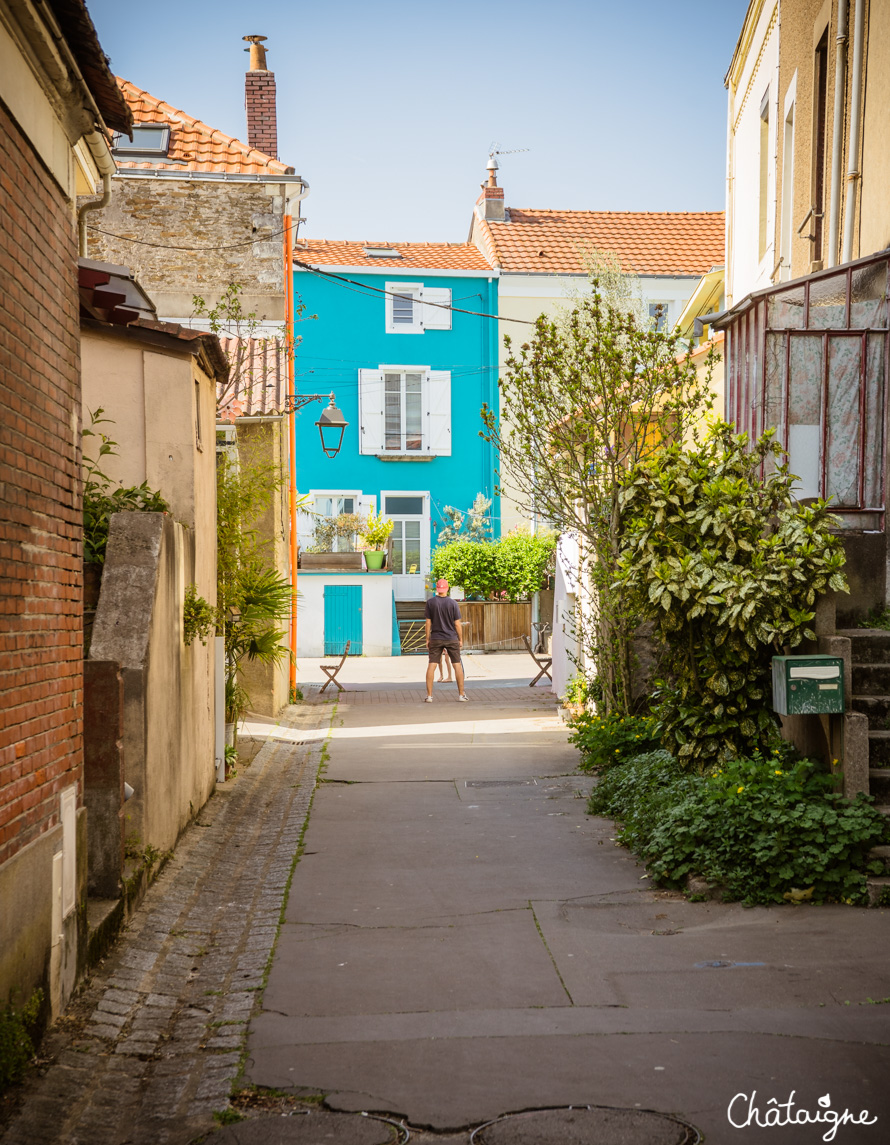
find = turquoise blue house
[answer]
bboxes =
[291,240,499,603]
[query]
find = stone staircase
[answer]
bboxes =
[839,628,890,903]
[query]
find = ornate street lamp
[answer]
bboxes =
[283,391,348,459]
[315,395,348,458]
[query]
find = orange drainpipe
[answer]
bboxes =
[284,214,298,699]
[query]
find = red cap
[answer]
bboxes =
[436,578,449,591]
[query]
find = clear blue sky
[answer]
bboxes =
[87,0,749,243]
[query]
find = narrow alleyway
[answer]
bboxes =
[2,655,889,1145]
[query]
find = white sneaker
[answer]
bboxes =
[457,694,468,702]
[424,696,433,703]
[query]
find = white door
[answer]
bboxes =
[384,493,429,601]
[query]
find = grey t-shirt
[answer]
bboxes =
[425,595,461,642]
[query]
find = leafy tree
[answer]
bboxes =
[615,424,849,768]
[437,493,492,545]
[481,289,714,713]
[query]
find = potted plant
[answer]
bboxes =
[360,509,394,570]
[300,512,367,569]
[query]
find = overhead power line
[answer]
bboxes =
[84,224,537,327]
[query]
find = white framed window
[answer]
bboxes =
[299,489,369,552]
[358,367,451,456]
[385,282,452,333]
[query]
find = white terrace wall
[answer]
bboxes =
[89,513,215,854]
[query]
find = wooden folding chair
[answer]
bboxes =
[320,640,351,693]
[522,634,552,687]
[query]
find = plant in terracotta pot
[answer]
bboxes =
[360,509,394,570]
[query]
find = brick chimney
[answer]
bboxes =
[476,156,505,223]
[243,35,278,159]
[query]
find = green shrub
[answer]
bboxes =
[82,409,169,564]
[570,711,660,772]
[430,528,556,602]
[0,989,43,1092]
[588,751,886,905]
[563,674,590,708]
[183,584,216,647]
[616,424,848,768]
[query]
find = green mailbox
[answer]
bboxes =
[772,655,844,715]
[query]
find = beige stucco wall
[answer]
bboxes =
[859,0,890,256]
[771,0,889,281]
[235,418,291,716]
[81,177,292,319]
[81,327,218,585]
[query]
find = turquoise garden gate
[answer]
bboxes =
[323,584,363,655]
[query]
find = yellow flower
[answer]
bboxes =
[775,769,782,776]
[615,749,620,754]
[772,748,780,755]
[737,785,744,793]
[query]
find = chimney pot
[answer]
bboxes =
[243,34,269,71]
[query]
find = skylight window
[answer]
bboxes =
[363,247,401,258]
[112,125,171,157]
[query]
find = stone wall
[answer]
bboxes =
[81,176,289,319]
[89,513,216,856]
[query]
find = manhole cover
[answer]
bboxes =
[471,1106,697,1145]
[207,1111,399,1144]
[465,779,538,788]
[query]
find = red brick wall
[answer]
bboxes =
[245,71,278,160]
[0,97,83,867]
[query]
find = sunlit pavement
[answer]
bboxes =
[243,659,890,1143]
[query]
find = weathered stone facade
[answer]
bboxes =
[82,176,292,319]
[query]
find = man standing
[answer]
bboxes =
[424,579,467,702]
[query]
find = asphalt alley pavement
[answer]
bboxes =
[246,671,890,1145]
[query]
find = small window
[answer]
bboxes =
[364,247,401,258]
[112,124,171,157]
[385,496,424,515]
[386,282,423,333]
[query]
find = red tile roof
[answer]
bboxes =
[217,337,287,420]
[477,209,725,275]
[293,240,491,272]
[115,78,294,176]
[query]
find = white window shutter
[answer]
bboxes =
[422,287,452,330]
[427,370,451,455]
[358,369,384,454]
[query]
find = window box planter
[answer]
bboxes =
[300,551,364,571]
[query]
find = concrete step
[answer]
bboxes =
[851,663,890,694]
[851,695,890,727]
[838,628,890,664]
[866,875,890,907]
[869,845,890,874]
[869,767,890,800]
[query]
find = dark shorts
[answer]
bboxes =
[428,640,461,666]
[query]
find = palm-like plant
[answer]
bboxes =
[224,565,293,724]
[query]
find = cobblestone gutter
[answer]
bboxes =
[0,703,333,1145]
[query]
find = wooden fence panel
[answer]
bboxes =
[459,601,531,651]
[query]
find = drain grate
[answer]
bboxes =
[465,779,538,788]
[471,1106,699,1144]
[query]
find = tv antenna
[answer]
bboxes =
[487,142,530,160]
